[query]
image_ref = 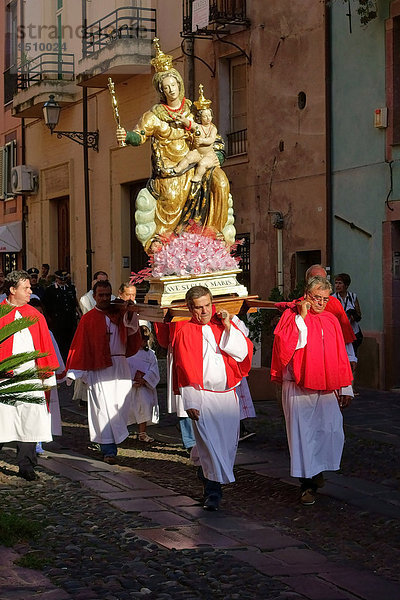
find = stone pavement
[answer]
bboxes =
[1,445,398,600]
[0,386,399,599]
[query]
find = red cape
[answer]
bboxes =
[155,312,253,395]
[66,308,141,371]
[271,307,353,391]
[275,295,356,344]
[0,300,58,377]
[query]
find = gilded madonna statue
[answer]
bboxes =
[116,39,235,253]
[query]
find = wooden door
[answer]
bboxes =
[57,196,70,272]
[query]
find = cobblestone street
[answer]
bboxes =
[0,384,399,600]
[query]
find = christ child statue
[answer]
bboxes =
[172,85,220,183]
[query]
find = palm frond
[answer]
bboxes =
[0,304,13,318]
[0,383,47,406]
[0,317,39,345]
[0,369,43,386]
[0,303,50,405]
[0,351,48,375]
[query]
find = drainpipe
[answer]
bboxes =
[82,0,93,289]
[20,0,26,270]
[325,2,333,271]
[277,227,283,294]
[82,87,93,290]
[21,118,26,270]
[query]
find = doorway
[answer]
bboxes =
[130,181,150,301]
[51,195,70,272]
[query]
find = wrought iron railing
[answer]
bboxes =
[4,66,18,104]
[227,128,247,157]
[83,6,156,57]
[17,53,74,89]
[210,0,247,22]
[183,0,248,35]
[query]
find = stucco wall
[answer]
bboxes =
[330,3,388,332]
[189,0,327,300]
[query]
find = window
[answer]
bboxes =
[227,56,247,156]
[4,252,18,274]
[4,1,18,104]
[235,232,250,291]
[393,16,400,144]
[0,141,17,199]
[293,250,322,290]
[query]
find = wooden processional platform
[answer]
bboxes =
[130,269,276,322]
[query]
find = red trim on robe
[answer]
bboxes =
[0,300,58,378]
[271,307,353,392]
[66,308,141,372]
[275,295,356,344]
[155,312,253,395]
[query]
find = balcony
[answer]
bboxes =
[182,0,249,37]
[77,6,156,88]
[12,53,77,118]
[227,128,247,157]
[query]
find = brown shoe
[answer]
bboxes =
[300,488,316,506]
[103,455,117,465]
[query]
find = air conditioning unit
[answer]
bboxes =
[11,165,37,194]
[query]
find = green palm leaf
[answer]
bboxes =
[0,302,52,406]
[0,351,47,373]
[0,317,39,345]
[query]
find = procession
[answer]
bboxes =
[0,2,399,599]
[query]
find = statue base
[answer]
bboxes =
[144,269,248,306]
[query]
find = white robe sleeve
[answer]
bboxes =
[295,314,308,349]
[123,311,139,334]
[67,369,88,385]
[232,315,249,337]
[180,387,202,411]
[143,352,160,389]
[340,384,354,397]
[219,326,248,362]
[79,294,91,315]
[45,373,57,388]
[345,342,357,363]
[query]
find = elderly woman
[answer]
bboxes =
[271,276,354,506]
[116,40,231,252]
[332,272,363,356]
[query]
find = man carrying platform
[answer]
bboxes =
[155,285,253,511]
[66,280,141,463]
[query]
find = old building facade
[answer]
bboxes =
[2,0,398,388]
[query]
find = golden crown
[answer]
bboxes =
[151,38,174,73]
[193,84,212,111]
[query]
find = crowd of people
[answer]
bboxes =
[0,263,361,510]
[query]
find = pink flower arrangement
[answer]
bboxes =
[130,226,242,283]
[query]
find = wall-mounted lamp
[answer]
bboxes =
[43,95,99,151]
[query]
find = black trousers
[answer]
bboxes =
[0,441,37,472]
[197,466,222,499]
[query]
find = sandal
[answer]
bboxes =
[138,432,154,443]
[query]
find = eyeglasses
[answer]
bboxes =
[307,293,330,304]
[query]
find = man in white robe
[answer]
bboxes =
[271,276,354,506]
[67,281,140,464]
[0,271,58,480]
[155,286,252,510]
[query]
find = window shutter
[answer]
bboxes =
[0,146,5,200]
